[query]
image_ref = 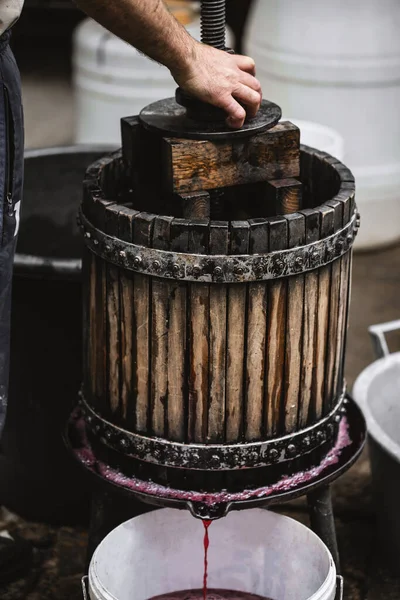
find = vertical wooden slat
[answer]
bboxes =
[266,178,303,215]
[166,217,190,441]
[150,216,174,437]
[313,205,335,420]
[284,213,305,433]
[335,192,353,399]
[226,220,249,442]
[132,212,155,433]
[266,217,288,436]
[245,218,269,441]
[118,207,137,423]
[187,221,210,443]
[91,199,115,414]
[83,247,96,402]
[298,209,320,427]
[208,221,229,443]
[325,199,344,410]
[105,204,121,416]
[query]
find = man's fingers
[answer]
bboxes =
[233,54,256,75]
[232,84,261,118]
[218,96,246,129]
[239,72,262,94]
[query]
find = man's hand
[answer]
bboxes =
[74,0,262,129]
[172,43,262,129]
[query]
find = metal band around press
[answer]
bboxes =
[79,392,347,471]
[79,210,358,283]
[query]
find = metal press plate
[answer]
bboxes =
[139,98,282,140]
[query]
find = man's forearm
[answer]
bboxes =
[74,0,262,129]
[74,0,196,74]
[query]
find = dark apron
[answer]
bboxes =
[0,31,24,436]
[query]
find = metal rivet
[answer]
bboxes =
[209,455,221,468]
[119,250,126,258]
[269,448,279,461]
[119,438,129,450]
[335,414,341,423]
[302,436,311,448]
[93,239,99,246]
[133,256,142,268]
[312,250,319,261]
[287,444,296,457]
[234,265,244,276]
[295,256,303,267]
[85,232,91,239]
[193,265,202,277]
[172,263,180,274]
[105,429,113,440]
[105,245,111,251]
[347,234,353,244]
[152,260,161,271]
[213,266,223,278]
[317,431,326,443]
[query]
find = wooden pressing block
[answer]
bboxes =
[266,178,303,214]
[161,121,300,194]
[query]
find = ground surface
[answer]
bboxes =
[1,24,400,600]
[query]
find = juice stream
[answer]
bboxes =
[203,520,212,600]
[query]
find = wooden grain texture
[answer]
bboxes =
[162,121,300,193]
[298,209,320,428]
[132,212,155,433]
[245,219,269,441]
[150,216,174,438]
[313,205,335,420]
[208,221,229,442]
[187,220,210,443]
[166,218,189,441]
[179,190,211,219]
[284,213,305,433]
[266,217,287,436]
[325,199,344,410]
[335,196,353,399]
[118,207,136,423]
[105,203,121,416]
[266,177,303,215]
[226,220,249,442]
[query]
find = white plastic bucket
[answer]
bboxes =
[283,118,344,162]
[73,6,233,145]
[244,0,400,250]
[86,508,338,600]
[353,320,400,574]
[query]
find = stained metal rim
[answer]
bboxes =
[79,209,358,283]
[139,98,282,140]
[78,391,345,470]
[65,396,366,520]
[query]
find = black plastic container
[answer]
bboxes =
[0,146,114,525]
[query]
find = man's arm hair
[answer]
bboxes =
[74,0,195,74]
[73,0,262,129]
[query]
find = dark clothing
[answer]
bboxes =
[0,31,24,435]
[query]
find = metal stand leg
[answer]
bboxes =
[307,485,341,574]
[85,487,154,571]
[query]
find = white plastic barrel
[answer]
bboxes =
[353,320,400,574]
[244,0,400,250]
[87,508,338,600]
[73,3,233,145]
[284,118,344,162]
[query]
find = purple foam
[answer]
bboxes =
[71,410,351,505]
